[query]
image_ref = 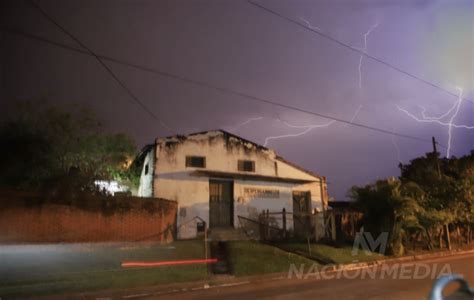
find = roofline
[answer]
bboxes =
[153,129,323,180]
[158,129,271,151]
[129,143,155,170]
[188,170,318,184]
[275,155,323,180]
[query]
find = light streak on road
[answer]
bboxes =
[122,258,218,268]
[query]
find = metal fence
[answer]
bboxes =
[238,215,286,241]
[238,209,320,241]
[238,208,362,242]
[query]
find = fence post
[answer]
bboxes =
[282,208,287,239]
[313,213,318,241]
[204,224,208,278]
[444,224,451,250]
[266,209,270,239]
[331,213,336,241]
[260,210,265,241]
[350,212,355,238]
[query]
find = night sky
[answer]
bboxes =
[1,0,473,200]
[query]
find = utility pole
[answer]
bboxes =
[432,137,451,250]
[432,137,441,179]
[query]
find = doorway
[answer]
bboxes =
[293,191,311,237]
[209,180,234,228]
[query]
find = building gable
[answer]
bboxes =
[153,130,320,182]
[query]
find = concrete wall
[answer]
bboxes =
[0,191,177,244]
[142,131,327,239]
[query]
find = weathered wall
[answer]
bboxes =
[0,191,177,244]
[145,130,327,239]
[137,145,155,197]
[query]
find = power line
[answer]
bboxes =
[1,26,445,148]
[26,0,174,134]
[247,0,474,106]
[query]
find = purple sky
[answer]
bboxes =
[1,0,473,200]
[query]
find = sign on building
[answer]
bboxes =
[244,187,280,199]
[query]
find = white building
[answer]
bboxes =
[137,130,329,240]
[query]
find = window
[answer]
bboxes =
[238,160,255,172]
[144,164,149,175]
[186,156,206,168]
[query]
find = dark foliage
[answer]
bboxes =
[0,102,137,194]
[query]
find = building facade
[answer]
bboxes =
[137,130,328,239]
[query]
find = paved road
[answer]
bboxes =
[145,254,474,300]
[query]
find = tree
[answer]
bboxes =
[400,151,473,246]
[447,152,474,243]
[349,178,423,255]
[0,120,54,189]
[0,102,136,194]
[350,150,474,255]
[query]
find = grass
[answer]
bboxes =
[1,240,318,297]
[0,240,208,298]
[0,240,386,298]
[227,241,317,277]
[277,242,385,264]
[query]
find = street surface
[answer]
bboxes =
[144,253,474,300]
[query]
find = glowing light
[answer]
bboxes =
[94,180,129,196]
[122,258,218,268]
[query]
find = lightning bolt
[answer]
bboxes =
[225,115,335,147]
[346,104,363,126]
[227,116,264,132]
[256,104,362,147]
[418,101,459,121]
[391,127,402,164]
[396,106,474,130]
[397,87,473,158]
[299,17,322,32]
[264,120,336,146]
[358,21,379,89]
[446,88,463,158]
[299,17,378,89]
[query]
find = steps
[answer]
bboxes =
[209,228,249,241]
[209,241,232,275]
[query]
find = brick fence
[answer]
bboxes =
[0,190,177,244]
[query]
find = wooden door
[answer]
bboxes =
[209,180,233,228]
